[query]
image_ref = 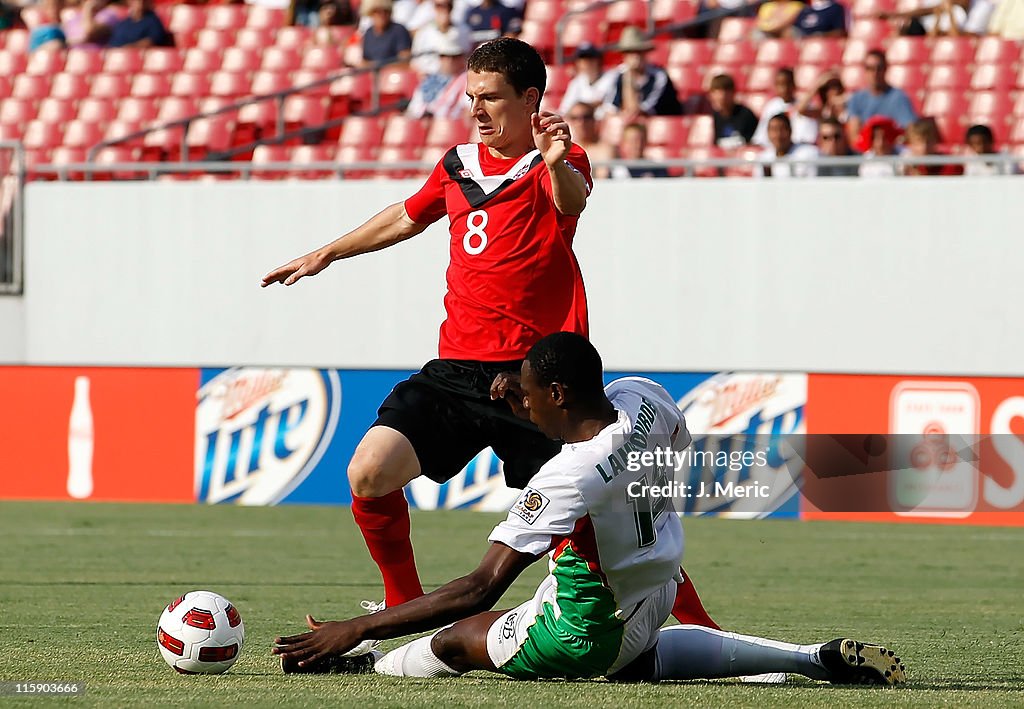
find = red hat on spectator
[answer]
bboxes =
[855,116,903,153]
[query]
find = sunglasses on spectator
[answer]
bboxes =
[819,133,840,141]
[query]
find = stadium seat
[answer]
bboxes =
[338,115,385,148]
[131,73,172,99]
[426,117,471,147]
[666,65,703,95]
[0,49,28,76]
[91,146,142,181]
[186,118,234,158]
[288,144,337,179]
[968,90,1013,119]
[794,64,823,91]
[37,97,77,125]
[645,116,690,149]
[605,0,648,38]
[103,119,144,148]
[142,48,184,74]
[158,96,199,124]
[251,71,290,96]
[974,37,1021,65]
[840,65,867,91]
[292,70,331,96]
[118,97,160,124]
[183,48,223,73]
[518,19,557,60]
[221,47,261,74]
[171,72,212,98]
[0,124,22,142]
[207,4,248,32]
[558,15,603,57]
[798,37,844,67]
[247,5,285,29]
[22,120,63,150]
[50,73,90,101]
[235,27,275,51]
[210,71,251,99]
[886,64,925,97]
[333,145,377,179]
[235,101,278,145]
[0,76,10,101]
[847,19,890,43]
[742,92,770,116]
[970,64,1016,92]
[886,37,929,65]
[746,65,779,93]
[90,74,132,100]
[283,95,327,136]
[929,114,961,145]
[686,115,715,147]
[378,68,419,106]
[0,98,35,128]
[76,97,117,124]
[1009,120,1024,146]
[922,89,968,117]
[12,74,51,101]
[755,39,799,68]
[376,145,421,179]
[717,17,754,42]
[62,120,104,150]
[851,0,895,17]
[302,46,343,72]
[653,0,696,26]
[50,146,90,179]
[546,64,573,96]
[668,39,714,68]
[25,49,65,76]
[196,29,235,53]
[64,48,105,76]
[712,41,756,67]
[329,73,374,116]
[1012,92,1024,118]
[250,144,291,180]
[682,146,725,178]
[274,26,310,50]
[261,46,301,73]
[382,114,429,147]
[524,0,565,24]
[926,64,971,91]
[142,126,186,162]
[2,29,29,54]
[103,48,144,75]
[930,36,975,65]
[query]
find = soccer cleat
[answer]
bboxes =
[739,672,788,683]
[818,638,906,686]
[341,600,385,657]
[281,649,383,675]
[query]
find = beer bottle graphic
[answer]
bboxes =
[67,376,94,500]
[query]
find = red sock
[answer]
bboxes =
[350,490,424,607]
[672,566,721,630]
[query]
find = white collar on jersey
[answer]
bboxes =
[455,144,541,195]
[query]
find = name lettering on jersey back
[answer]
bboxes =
[595,397,658,484]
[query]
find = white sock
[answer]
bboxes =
[373,632,461,678]
[654,625,829,681]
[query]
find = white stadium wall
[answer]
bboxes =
[2,177,1023,375]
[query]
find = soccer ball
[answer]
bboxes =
[157,590,245,674]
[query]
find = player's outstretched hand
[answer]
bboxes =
[260,249,331,288]
[532,111,571,167]
[272,615,362,668]
[490,372,530,420]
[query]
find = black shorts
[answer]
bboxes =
[372,359,562,489]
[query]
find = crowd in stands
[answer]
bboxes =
[0,0,1021,178]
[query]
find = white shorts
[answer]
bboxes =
[486,575,676,679]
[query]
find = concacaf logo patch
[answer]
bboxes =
[510,488,550,525]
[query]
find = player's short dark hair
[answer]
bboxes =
[526,332,604,401]
[468,37,546,110]
[965,123,994,144]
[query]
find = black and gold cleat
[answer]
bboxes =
[818,638,907,686]
[280,650,382,675]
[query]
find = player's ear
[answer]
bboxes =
[550,382,567,407]
[523,87,540,112]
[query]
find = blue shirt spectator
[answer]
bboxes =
[109,0,172,48]
[462,0,518,46]
[794,0,847,35]
[362,0,413,65]
[844,49,917,144]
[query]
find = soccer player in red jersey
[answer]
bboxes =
[262,38,719,648]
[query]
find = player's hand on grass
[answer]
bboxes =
[260,249,332,288]
[273,614,363,667]
[490,372,530,420]
[532,111,571,167]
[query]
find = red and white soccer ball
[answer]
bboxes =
[157,590,245,674]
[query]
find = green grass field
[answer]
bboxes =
[2,501,1022,707]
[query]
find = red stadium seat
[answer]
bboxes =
[929,114,961,145]
[64,48,104,75]
[274,26,310,50]
[376,145,421,179]
[712,41,756,67]
[292,70,330,96]
[142,48,184,74]
[335,144,379,179]
[0,49,28,76]
[210,71,251,99]
[558,16,603,57]
[339,115,385,148]
[382,114,428,147]
[235,27,275,50]
[794,64,823,91]
[968,90,1013,118]
[666,65,703,95]
[742,91,771,115]
[525,0,564,23]
[1009,120,1024,146]
[282,95,327,135]
[103,48,144,75]
[717,17,754,42]
[798,37,843,67]
[847,19,890,43]
[930,36,975,65]
[22,120,63,150]
[975,37,1021,65]
[118,97,160,124]
[19,4,47,28]
[196,28,235,53]
[755,39,799,67]
[653,0,696,26]
[329,73,373,115]
[171,72,212,98]
[38,97,76,124]
[261,47,301,73]
[90,74,132,100]
[207,4,248,31]
[683,146,725,178]
[426,117,471,147]
[0,76,10,101]
[605,1,648,38]
[0,124,23,142]
[886,64,925,96]
[12,74,52,101]
[289,144,339,179]
[668,39,714,68]
[50,146,89,179]
[62,120,104,149]
[645,116,690,149]
[251,144,291,180]
[186,118,233,157]
[922,89,968,117]
[221,47,260,74]
[302,46,343,72]
[746,65,779,93]
[841,38,870,66]
[158,96,199,123]
[840,65,867,91]
[25,48,65,75]
[518,20,557,60]
[2,29,29,54]
[183,48,222,73]
[886,37,929,65]
[686,115,715,147]
[91,146,142,181]
[247,5,285,29]
[970,64,1016,92]
[76,97,117,124]
[0,98,35,128]
[103,119,144,148]
[546,64,572,96]
[251,71,290,96]
[50,73,90,101]
[169,4,205,35]
[378,67,419,105]
[235,101,278,144]
[132,73,172,99]
[1013,93,1024,118]
[851,0,895,17]
[926,64,971,91]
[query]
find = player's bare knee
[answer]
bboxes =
[431,628,473,673]
[347,445,392,498]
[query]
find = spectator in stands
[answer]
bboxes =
[310,0,356,45]
[461,0,519,47]
[361,0,413,65]
[879,0,970,34]
[62,0,121,48]
[755,0,807,38]
[793,0,848,35]
[756,113,819,177]
[901,118,963,175]
[845,49,916,145]
[411,0,469,76]
[752,68,819,147]
[602,27,683,120]
[293,0,352,27]
[708,73,758,149]
[406,36,466,118]
[0,0,19,30]
[565,103,614,177]
[28,0,66,52]
[797,69,848,123]
[962,124,1008,176]
[108,0,172,48]
[610,123,670,179]
[558,43,615,117]
[816,116,859,176]
[394,0,436,33]
[855,115,903,177]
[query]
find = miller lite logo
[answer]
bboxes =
[195,368,341,505]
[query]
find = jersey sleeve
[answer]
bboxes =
[488,468,586,556]
[540,142,594,201]
[403,156,449,225]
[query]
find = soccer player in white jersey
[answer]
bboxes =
[274,333,907,686]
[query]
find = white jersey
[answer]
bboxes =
[488,377,689,632]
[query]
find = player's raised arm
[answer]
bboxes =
[533,111,588,216]
[260,202,429,288]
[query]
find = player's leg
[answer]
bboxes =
[650,626,907,685]
[373,611,506,677]
[672,566,721,629]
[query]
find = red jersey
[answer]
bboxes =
[404,142,592,361]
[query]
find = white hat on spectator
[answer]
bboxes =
[436,36,465,57]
